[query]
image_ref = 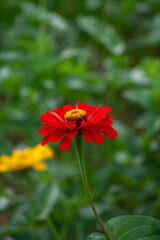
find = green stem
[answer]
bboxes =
[75,134,110,240]
[46,217,62,240]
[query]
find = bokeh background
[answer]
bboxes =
[0,0,160,239]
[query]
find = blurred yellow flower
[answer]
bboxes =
[0,144,54,172]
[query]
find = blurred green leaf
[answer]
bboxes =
[21,2,69,32]
[87,233,106,240]
[34,182,60,221]
[77,16,126,55]
[122,89,150,107]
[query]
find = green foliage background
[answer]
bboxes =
[0,0,160,239]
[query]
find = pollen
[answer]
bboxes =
[65,109,86,121]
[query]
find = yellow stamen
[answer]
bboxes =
[65,109,86,121]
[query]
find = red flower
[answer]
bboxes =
[37,103,117,151]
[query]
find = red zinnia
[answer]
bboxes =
[37,102,117,151]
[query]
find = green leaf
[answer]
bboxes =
[86,216,160,240]
[34,183,60,221]
[122,89,150,107]
[87,233,106,240]
[105,215,160,240]
[21,2,69,32]
[77,16,125,55]
[140,237,160,240]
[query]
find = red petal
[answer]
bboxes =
[92,118,113,128]
[78,119,86,128]
[50,107,64,119]
[90,106,111,122]
[100,126,117,139]
[106,115,115,119]
[37,127,52,135]
[66,121,76,128]
[40,113,57,122]
[40,112,63,126]
[86,105,101,118]
[60,136,72,151]
[49,130,66,143]
[81,130,92,143]
[62,104,73,113]
[91,131,104,144]
[76,102,87,110]
[47,110,64,121]
[67,130,77,139]
[102,119,113,125]
[41,135,50,146]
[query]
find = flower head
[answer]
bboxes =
[37,102,117,151]
[0,144,54,172]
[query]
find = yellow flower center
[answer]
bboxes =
[64,109,86,121]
